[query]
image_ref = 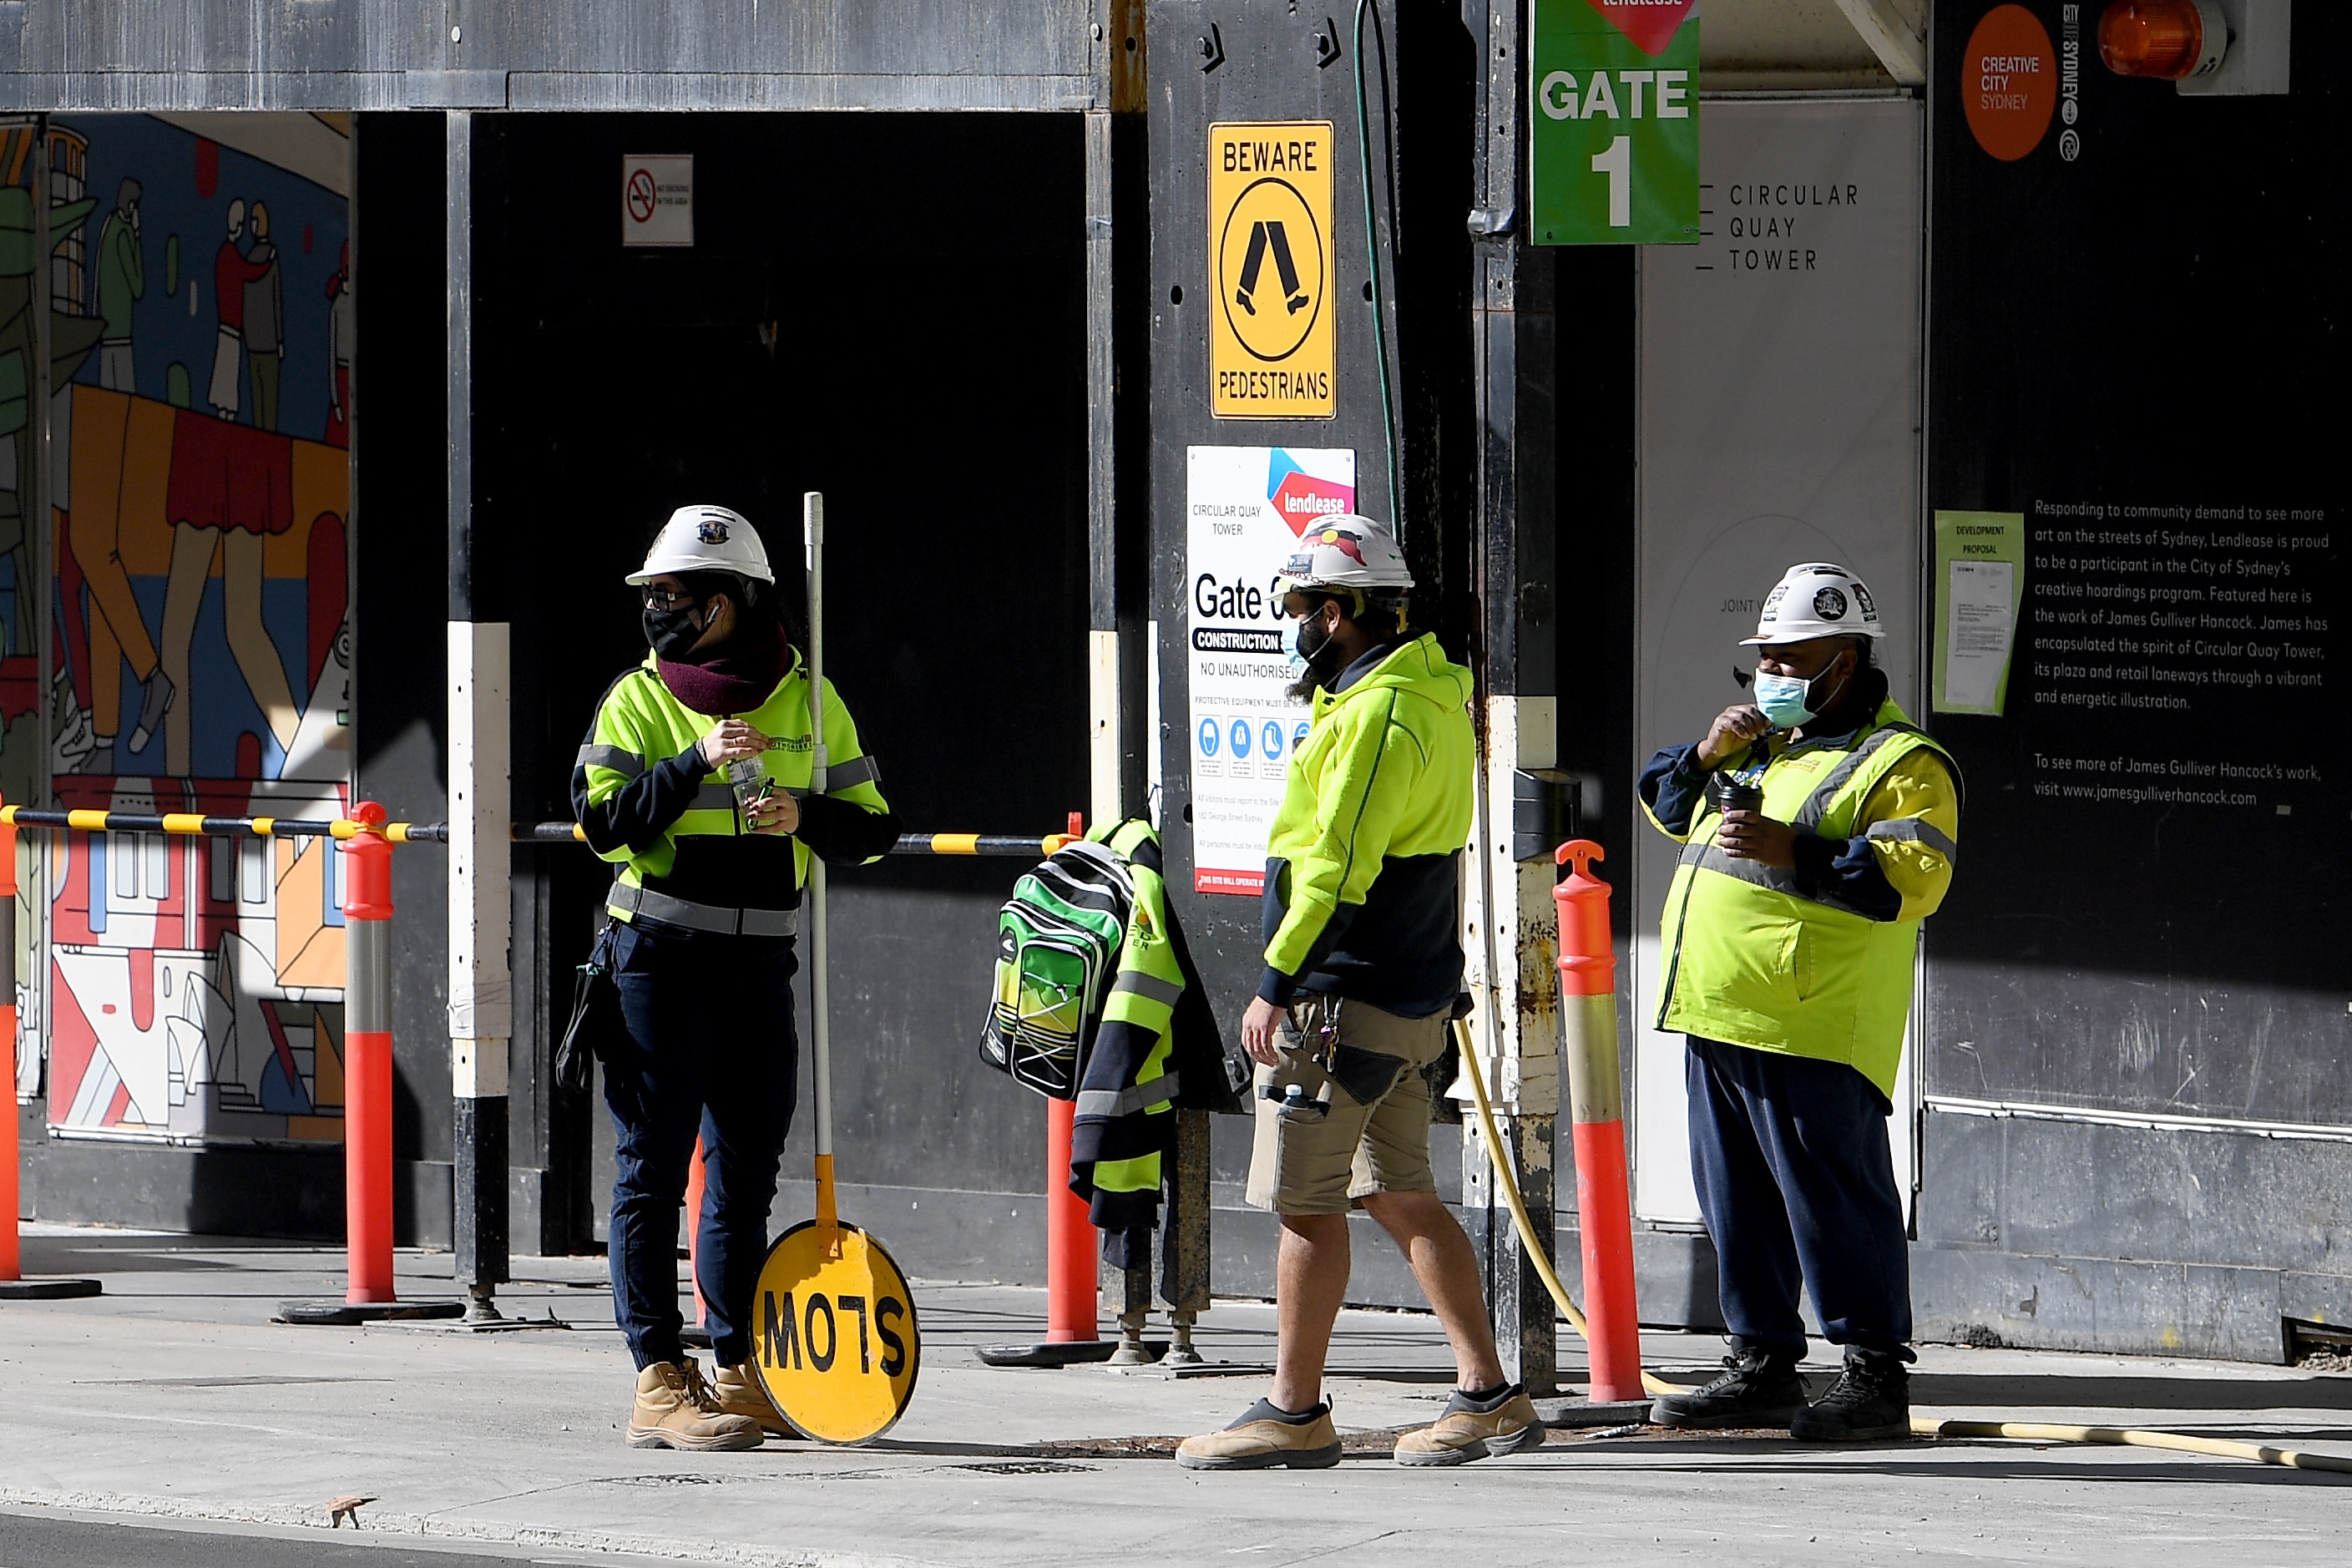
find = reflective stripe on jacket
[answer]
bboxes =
[1068,817,1234,1247]
[574,648,890,932]
[1646,695,1960,1096]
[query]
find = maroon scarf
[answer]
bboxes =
[657,618,792,716]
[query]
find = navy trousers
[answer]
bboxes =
[1685,1035,1913,1360]
[605,919,800,1369]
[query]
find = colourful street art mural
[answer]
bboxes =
[0,114,352,1142]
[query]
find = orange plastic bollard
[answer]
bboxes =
[341,802,398,1305]
[1044,811,1102,1344]
[1554,839,1645,1404]
[685,1135,709,1328]
[1044,1095,1100,1343]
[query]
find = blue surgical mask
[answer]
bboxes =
[1752,670,1818,728]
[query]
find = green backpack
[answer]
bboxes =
[980,838,1135,1100]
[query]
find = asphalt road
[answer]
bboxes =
[0,1510,675,1568]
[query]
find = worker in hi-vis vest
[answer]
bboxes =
[1641,562,1960,1443]
[572,504,898,1451]
[1177,514,1545,1473]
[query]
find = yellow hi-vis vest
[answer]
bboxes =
[1648,698,1958,1096]
[578,649,888,935]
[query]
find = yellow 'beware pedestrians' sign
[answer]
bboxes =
[1209,122,1335,420]
[752,1220,920,1444]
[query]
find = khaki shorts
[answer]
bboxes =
[1245,997,1455,1216]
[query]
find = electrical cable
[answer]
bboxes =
[1351,0,1402,541]
[1450,1017,2352,1474]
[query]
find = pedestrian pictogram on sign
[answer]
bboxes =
[1209,123,1336,420]
[620,154,694,247]
[753,1220,920,1444]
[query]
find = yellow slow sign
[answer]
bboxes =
[751,1220,919,1444]
[1209,121,1336,420]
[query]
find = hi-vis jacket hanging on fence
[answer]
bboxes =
[573,645,892,936]
[981,819,1240,1244]
[1642,675,1960,1097]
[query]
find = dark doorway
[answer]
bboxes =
[468,113,1091,1248]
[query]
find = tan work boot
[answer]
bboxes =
[711,1358,799,1438]
[1176,1399,1342,1470]
[1393,1385,1545,1466]
[626,1359,764,1451]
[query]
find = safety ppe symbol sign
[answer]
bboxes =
[1185,445,1355,895]
[1210,123,1336,420]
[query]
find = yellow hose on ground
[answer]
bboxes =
[1449,1019,2352,1475]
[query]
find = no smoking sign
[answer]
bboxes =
[621,154,694,247]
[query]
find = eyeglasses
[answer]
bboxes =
[641,587,701,611]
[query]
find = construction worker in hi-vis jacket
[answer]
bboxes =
[572,504,898,1451]
[1177,513,1547,1472]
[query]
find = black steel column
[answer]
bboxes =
[1459,0,1562,1399]
[447,109,511,1320]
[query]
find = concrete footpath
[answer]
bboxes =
[0,1224,2346,1567]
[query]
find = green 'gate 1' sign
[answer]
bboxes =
[1529,0,1700,245]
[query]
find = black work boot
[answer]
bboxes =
[1790,1348,1912,1442]
[1648,1341,1808,1429]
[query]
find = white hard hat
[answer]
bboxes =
[1742,562,1884,645]
[625,504,774,585]
[1275,514,1414,594]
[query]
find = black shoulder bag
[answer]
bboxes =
[554,923,626,1094]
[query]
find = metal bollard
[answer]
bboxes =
[341,802,399,1305]
[1553,840,1644,1404]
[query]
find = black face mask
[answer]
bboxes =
[1284,615,1346,701]
[643,602,709,660]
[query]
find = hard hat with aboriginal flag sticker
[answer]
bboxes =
[1275,513,1414,594]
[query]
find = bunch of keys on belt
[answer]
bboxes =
[1259,999,1343,1119]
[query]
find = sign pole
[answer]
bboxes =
[748,498,923,1445]
[803,493,838,1255]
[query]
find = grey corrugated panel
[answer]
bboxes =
[0,68,1100,114]
[0,71,413,110]
[8,0,1100,83]
[503,72,1096,112]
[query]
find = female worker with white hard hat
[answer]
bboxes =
[571,504,898,1450]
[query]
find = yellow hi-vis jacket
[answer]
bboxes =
[1067,817,1235,1248]
[1259,633,1476,1017]
[1646,696,1959,1096]
[574,648,890,937]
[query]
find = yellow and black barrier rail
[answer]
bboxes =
[0,807,1072,859]
[0,804,384,841]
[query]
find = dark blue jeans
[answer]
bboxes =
[1686,1035,1913,1361]
[605,919,799,1369]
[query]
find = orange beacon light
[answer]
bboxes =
[2098,1,2228,81]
